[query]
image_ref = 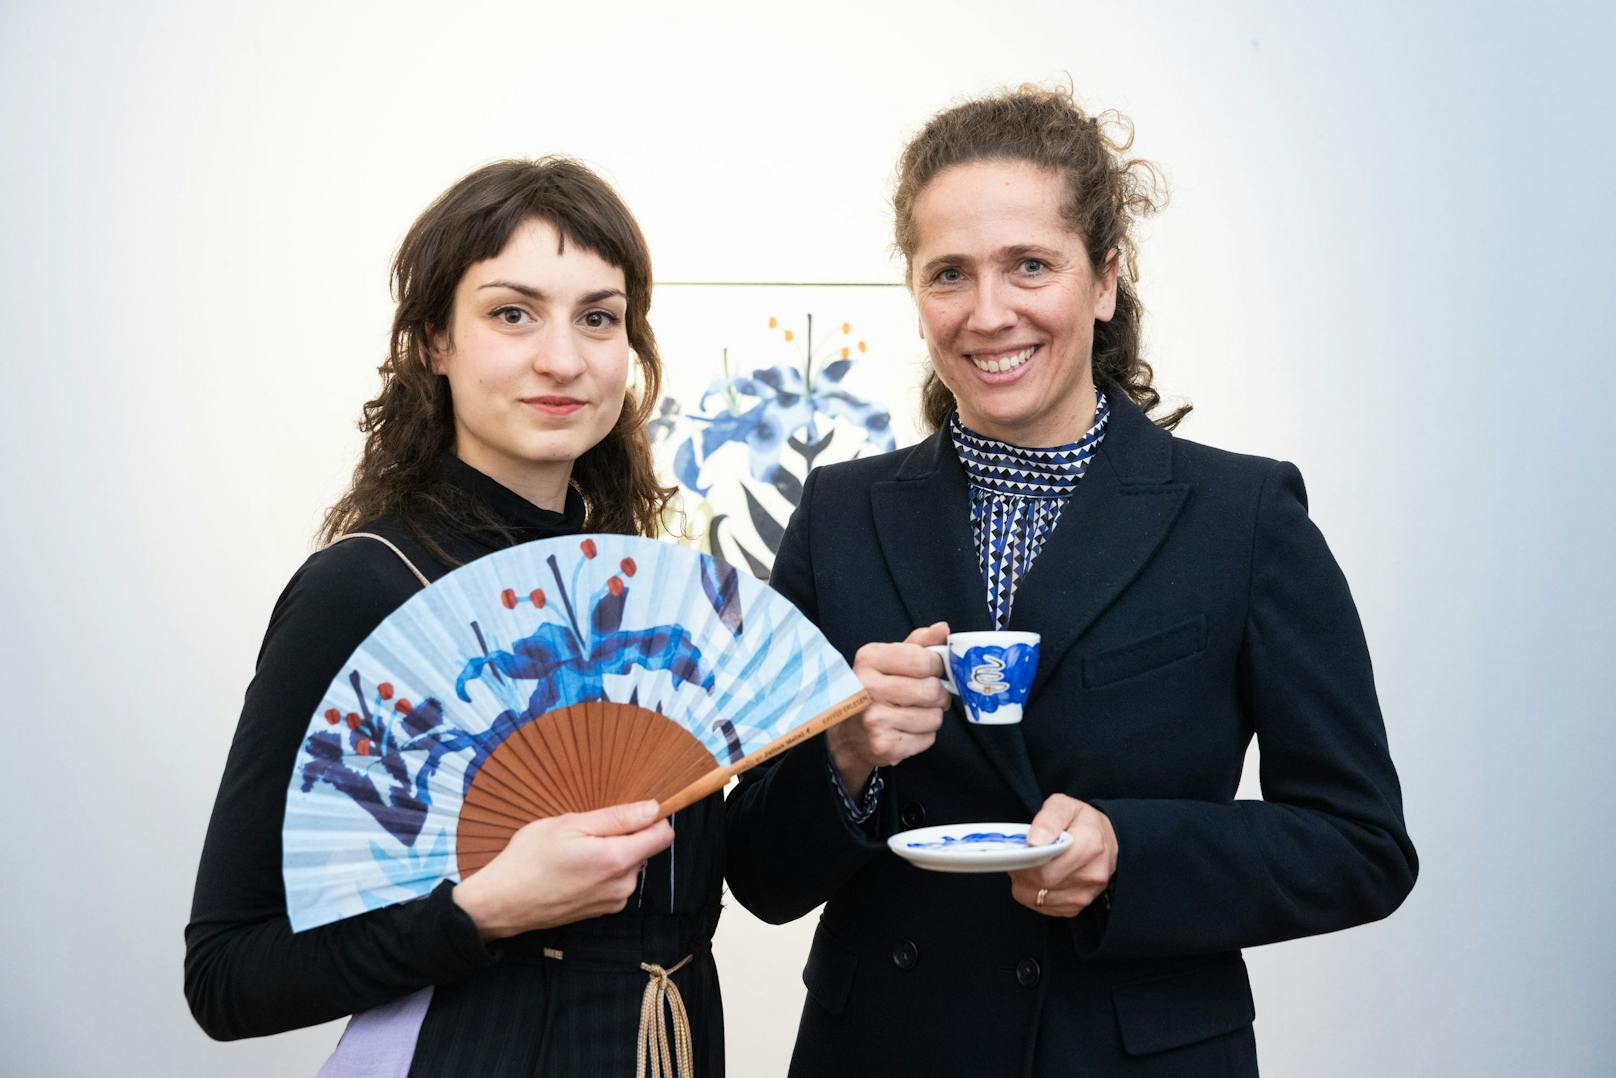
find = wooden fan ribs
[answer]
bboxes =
[472,728,564,820]
[489,708,571,817]
[455,702,718,879]
[460,757,554,823]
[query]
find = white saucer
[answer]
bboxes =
[887,822,1071,873]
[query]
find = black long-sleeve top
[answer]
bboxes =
[185,457,724,1047]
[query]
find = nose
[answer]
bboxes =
[964,274,1017,336]
[530,323,587,383]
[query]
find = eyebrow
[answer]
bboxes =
[918,244,1064,277]
[477,281,628,305]
[1001,244,1062,261]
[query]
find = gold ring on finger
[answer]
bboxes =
[1035,888,1048,908]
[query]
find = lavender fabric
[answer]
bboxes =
[316,986,433,1078]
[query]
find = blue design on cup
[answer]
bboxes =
[950,643,1038,720]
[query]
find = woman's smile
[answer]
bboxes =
[965,343,1039,376]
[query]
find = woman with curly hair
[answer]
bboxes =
[727,86,1417,1076]
[187,158,724,1077]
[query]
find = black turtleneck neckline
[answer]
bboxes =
[435,452,587,547]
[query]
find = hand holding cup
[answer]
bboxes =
[827,621,953,794]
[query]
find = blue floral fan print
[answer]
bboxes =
[282,534,868,932]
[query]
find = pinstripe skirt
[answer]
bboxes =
[402,909,724,1077]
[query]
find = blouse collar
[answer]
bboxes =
[949,389,1110,498]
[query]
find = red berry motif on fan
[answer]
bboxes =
[282,530,881,941]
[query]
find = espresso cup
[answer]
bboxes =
[926,631,1040,725]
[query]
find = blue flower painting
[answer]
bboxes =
[660,315,896,578]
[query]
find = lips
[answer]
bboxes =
[523,396,586,416]
[966,345,1037,374]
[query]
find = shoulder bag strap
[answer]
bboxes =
[327,531,432,589]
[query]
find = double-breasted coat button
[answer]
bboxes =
[1015,957,1041,988]
[900,802,926,828]
[891,939,919,971]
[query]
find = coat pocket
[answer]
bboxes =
[1082,615,1209,688]
[1111,953,1255,1056]
[801,924,859,1016]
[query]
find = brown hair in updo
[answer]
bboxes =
[893,84,1189,431]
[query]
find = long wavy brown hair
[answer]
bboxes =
[893,84,1190,433]
[320,158,676,560]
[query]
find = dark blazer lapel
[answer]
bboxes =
[873,432,1045,814]
[871,431,990,635]
[1007,387,1189,714]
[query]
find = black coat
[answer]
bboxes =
[725,387,1416,1076]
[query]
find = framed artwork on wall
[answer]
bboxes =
[650,282,926,578]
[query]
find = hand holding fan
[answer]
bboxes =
[282,534,867,931]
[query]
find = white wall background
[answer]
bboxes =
[2,1,1612,1074]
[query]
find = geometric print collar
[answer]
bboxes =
[949,388,1110,499]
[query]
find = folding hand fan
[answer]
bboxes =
[282,534,868,932]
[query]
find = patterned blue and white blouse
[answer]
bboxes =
[950,389,1110,628]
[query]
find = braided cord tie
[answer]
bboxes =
[636,953,695,1078]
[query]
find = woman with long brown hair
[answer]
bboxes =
[187,158,725,1077]
[727,86,1416,1075]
